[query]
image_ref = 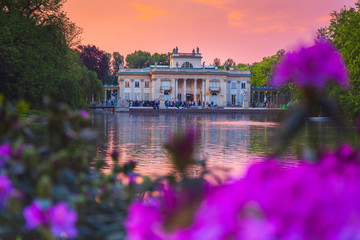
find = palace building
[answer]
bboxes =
[116,48,251,107]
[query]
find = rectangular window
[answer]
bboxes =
[211,82,218,88]
[125,93,130,100]
[134,93,140,100]
[162,81,170,87]
[241,83,246,89]
[231,82,236,89]
[135,82,140,88]
[125,82,130,88]
[145,82,150,88]
[144,94,150,100]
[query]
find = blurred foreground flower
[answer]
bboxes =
[126,145,360,240]
[24,201,78,238]
[0,143,11,167]
[0,176,13,207]
[271,41,347,89]
[164,128,196,174]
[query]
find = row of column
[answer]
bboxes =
[251,91,287,105]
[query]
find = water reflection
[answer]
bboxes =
[93,111,288,177]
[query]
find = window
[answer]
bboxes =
[125,82,130,88]
[241,83,246,89]
[181,62,193,68]
[231,82,236,89]
[125,93,130,100]
[144,94,150,100]
[162,81,170,87]
[210,81,218,88]
[145,82,150,88]
[135,82,140,88]
[134,93,140,100]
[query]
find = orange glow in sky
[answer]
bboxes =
[64,0,356,64]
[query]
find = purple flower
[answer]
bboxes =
[271,42,347,89]
[48,202,78,238]
[0,143,11,167]
[80,109,89,119]
[23,201,46,229]
[0,176,13,207]
[24,201,78,239]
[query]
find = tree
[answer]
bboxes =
[224,58,236,67]
[323,1,360,118]
[125,50,151,68]
[112,52,124,74]
[213,58,221,67]
[250,49,286,86]
[236,63,248,70]
[0,0,91,109]
[149,53,170,66]
[77,45,111,84]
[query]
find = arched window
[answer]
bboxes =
[181,62,193,68]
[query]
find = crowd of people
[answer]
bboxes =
[251,101,272,108]
[126,100,218,109]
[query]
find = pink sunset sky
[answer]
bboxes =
[64,0,357,65]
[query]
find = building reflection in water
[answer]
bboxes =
[93,111,283,177]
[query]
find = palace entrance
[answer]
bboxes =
[186,94,194,102]
[164,92,169,101]
[211,93,218,105]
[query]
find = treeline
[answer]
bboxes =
[0,0,105,109]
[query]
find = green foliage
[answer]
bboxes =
[149,52,170,66]
[0,1,103,109]
[324,1,360,119]
[250,49,285,86]
[125,50,151,68]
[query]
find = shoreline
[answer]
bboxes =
[127,107,287,114]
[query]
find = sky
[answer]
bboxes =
[63,0,357,65]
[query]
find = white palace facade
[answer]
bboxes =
[116,48,251,107]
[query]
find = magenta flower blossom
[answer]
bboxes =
[271,42,347,89]
[80,109,89,119]
[0,176,13,207]
[24,201,77,238]
[23,201,46,229]
[0,143,11,167]
[126,145,360,240]
[48,202,78,238]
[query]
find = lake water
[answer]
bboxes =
[92,110,358,178]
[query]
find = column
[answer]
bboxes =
[252,91,254,105]
[130,79,134,100]
[171,78,176,100]
[111,89,113,101]
[194,79,197,102]
[104,89,107,102]
[202,79,206,103]
[120,79,125,101]
[237,81,241,105]
[175,79,178,101]
[140,79,144,100]
[183,79,186,101]
[257,91,260,105]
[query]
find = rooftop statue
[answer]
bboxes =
[197,47,199,54]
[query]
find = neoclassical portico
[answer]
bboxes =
[116,48,251,107]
